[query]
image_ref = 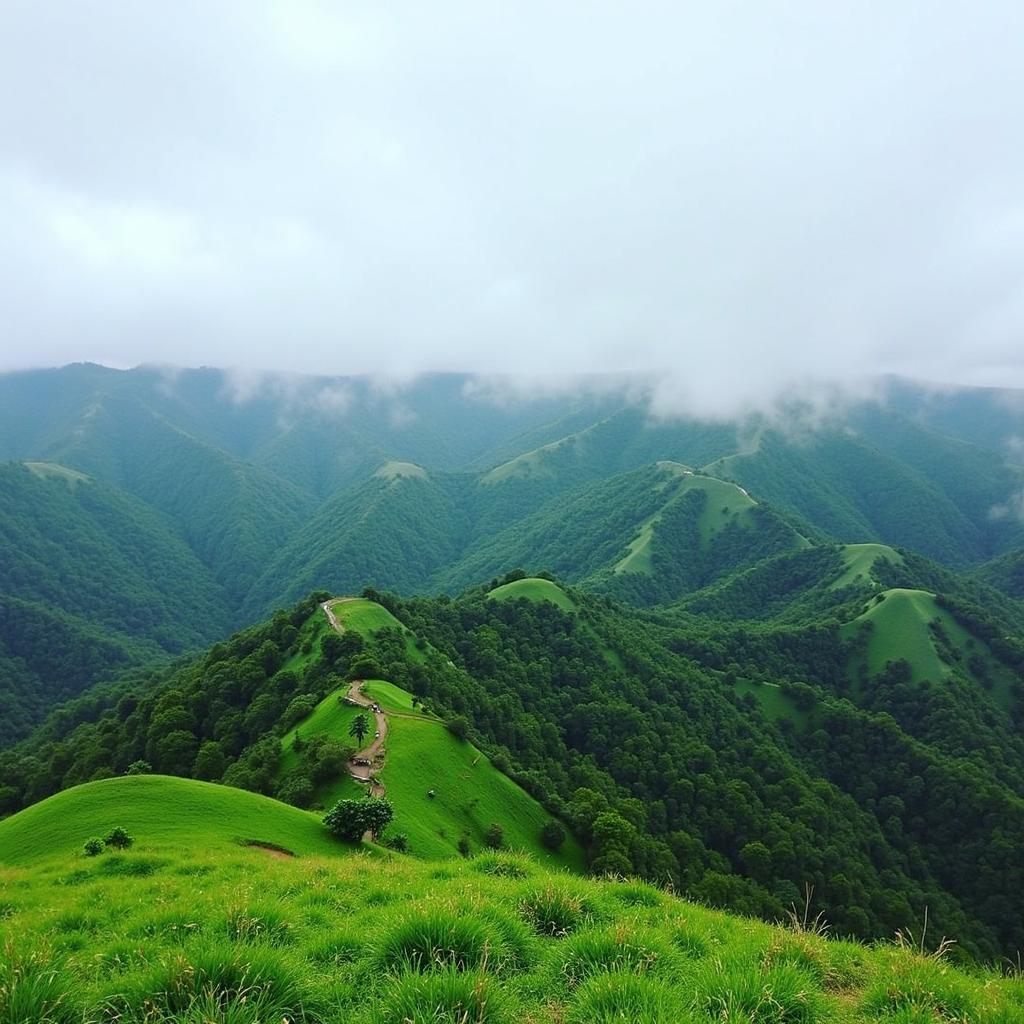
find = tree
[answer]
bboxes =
[278,772,315,808]
[124,760,152,776]
[323,797,394,842]
[484,822,504,849]
[541,820,566,851]
[446,715,470,741]
[349,713,370,746]
[361,797,394,840]
[193,740,227,781]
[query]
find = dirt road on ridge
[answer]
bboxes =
[321,598,387,798]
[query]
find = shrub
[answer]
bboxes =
[458,836,472,858]
[104,827,133,850]
[566,972,691,1024]
[276,771,315,809]
[446,715,471,741]
[484,823,504,850]
[124,760,152,775]
[82,838,104,857]
[385,833,410,853]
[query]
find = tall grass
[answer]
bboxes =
[379,969,507,1024]
[0,945,81,1024]
[2,836,1023,1024]
[565,972,691,1024]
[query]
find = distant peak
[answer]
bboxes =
[374,460,427,482]
[22,462,91,486]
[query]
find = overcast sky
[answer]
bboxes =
[2,1,1024,416]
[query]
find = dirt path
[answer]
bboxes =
[344,680,388,798]
[321,598,388,799]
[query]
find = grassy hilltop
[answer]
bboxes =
[2,778,1023,1023]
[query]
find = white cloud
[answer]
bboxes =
[3,1,1024,416]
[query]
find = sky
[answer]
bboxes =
[2,1,1024,417]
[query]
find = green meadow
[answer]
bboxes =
[1,781,1021,1024]
[488,577,578,612]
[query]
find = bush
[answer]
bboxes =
[124,760,152,775]
[446,716,471,741]
[277,771,315,808]
[484,823,504,850]
[83,838,105,857]
[385,833,410,853]
[104,826,133,850]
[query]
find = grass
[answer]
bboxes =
[331,597,429,664]
[0,776,358,865]
[831,543,904,591]
[841,589,1018,708]
[487,578,578,613]
[22,461,91,486]
[374,460,428,481]
[1,817,1022,1024]
[362,679,427,714]
[380,716,585,870]
[733,678,808,726]
[614,471,798,576]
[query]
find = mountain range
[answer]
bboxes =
[2,362,1024,958]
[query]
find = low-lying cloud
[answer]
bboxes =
[3,2,1024,418]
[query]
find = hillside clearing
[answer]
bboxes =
[0,775,354,865]
[488,577,578,612]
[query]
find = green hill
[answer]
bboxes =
[281,602,584,869]
[488,577,578,612]
[841,588,1019,711]
[831,543,903,590]
[0,775,351,866]
[1,790,1023,1023]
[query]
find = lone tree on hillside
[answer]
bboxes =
[349,713,370,746]
[323,797,394,843]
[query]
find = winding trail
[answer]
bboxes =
[320,598,388,798]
